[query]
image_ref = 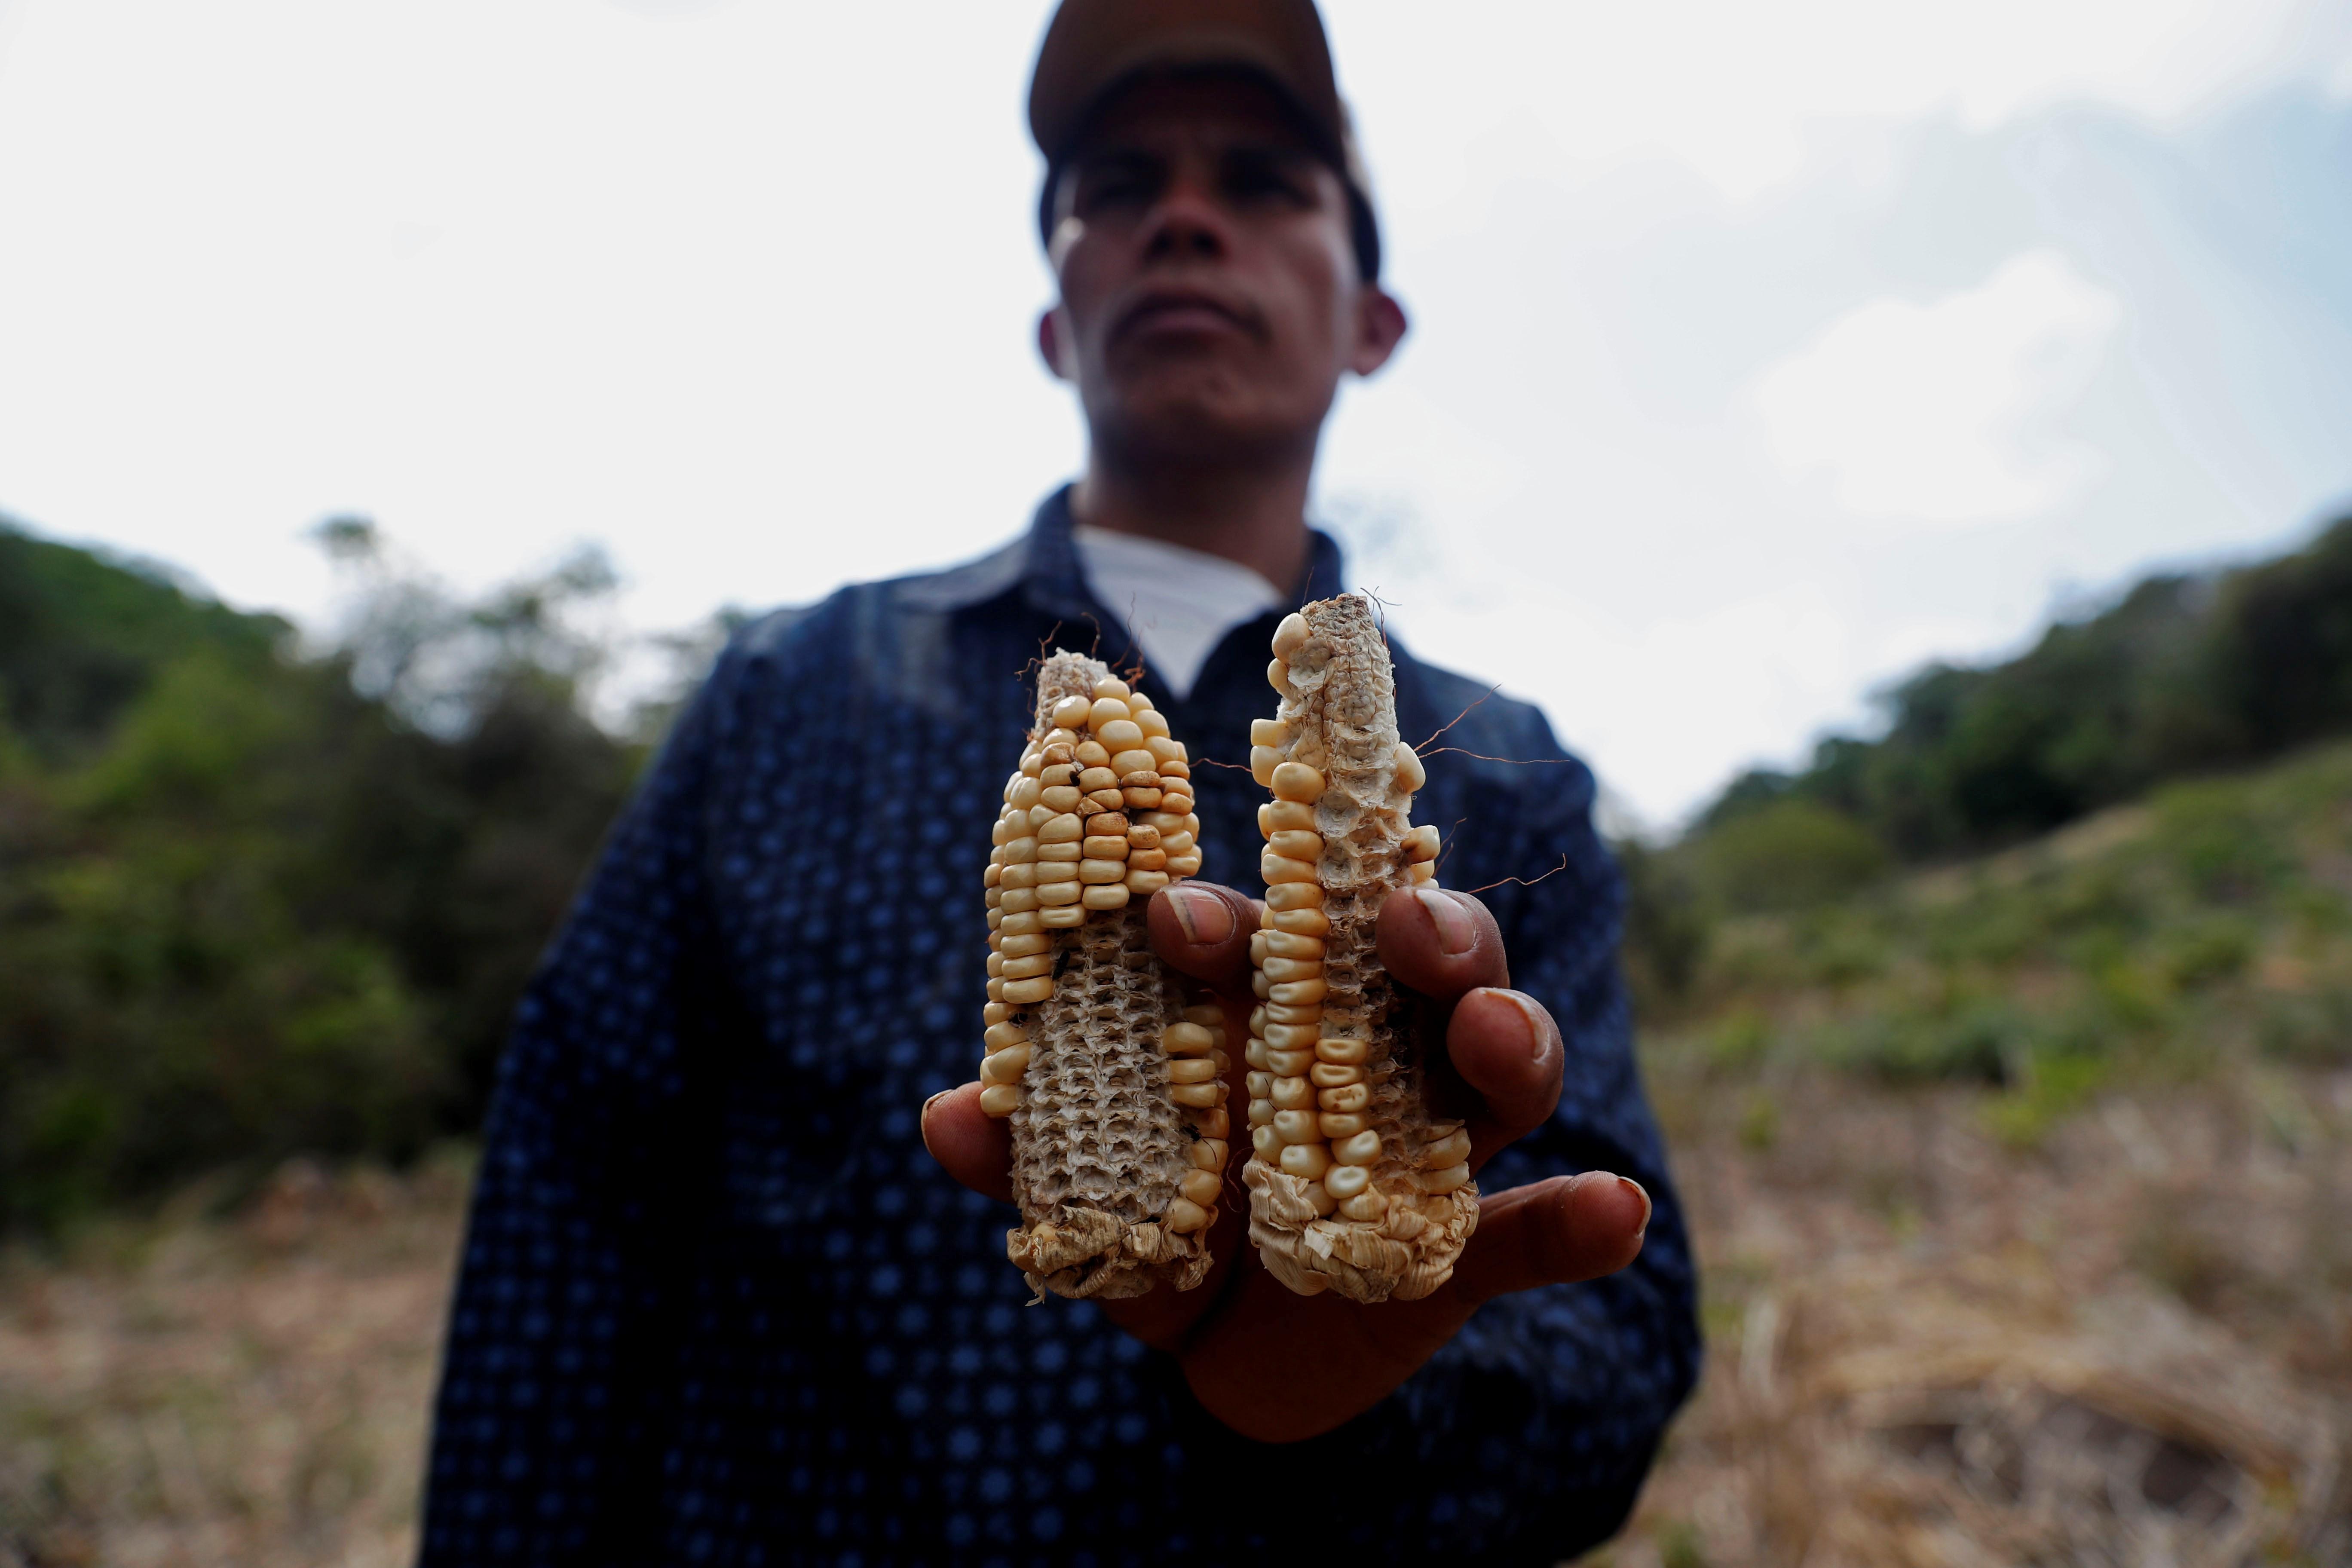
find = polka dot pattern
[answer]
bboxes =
[420,490,1701,1564]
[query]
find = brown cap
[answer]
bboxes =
[1027,0,1381,281]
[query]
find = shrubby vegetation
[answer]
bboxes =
[0,519,680,1230]
[1627,739,2352,1146]
[1684,743,2343,1133]
[6,502,2350,1228]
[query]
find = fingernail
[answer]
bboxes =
[1496,989,1549,1062]
[1165,885,1234,946]
[1616,1176,1652,1237]
[1415,888,1476,955]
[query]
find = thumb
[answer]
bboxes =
[920,1082,1015,1206]
[1446,1173,1650,1305]
[1146,883,1261,992]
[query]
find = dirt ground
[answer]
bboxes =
[1611,1061,2352,1567]
[0,1155,466,1568]
[2,1072,2347,1568]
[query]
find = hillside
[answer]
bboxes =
[9,501,2352,1234]
[1702,511,2352,858]
[1639,738,2352,1137]
[1608,741,2352,1563]
[0,525,290,764]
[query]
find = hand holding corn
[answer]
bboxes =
[925,607,1654,1442]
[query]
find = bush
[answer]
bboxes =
[1692,799,1889,913]
[1617,834,1712,1013]
[2153,783,2293,902]
[2159,916,2257,989]
[1824,998,2024,1086]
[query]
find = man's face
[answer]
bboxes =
[1040,75,1406,467]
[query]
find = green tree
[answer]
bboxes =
[0,515,652,1230]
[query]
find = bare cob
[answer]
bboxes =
[980,653,1233,1300]
[1240,595,1478,1302]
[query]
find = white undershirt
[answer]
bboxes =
[1071,525,1286,700]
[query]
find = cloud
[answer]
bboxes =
[4,1,2346,828]
[1334,0,2342,202]
[1751,251,2124,526]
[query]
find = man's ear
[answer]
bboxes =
[1038,306,1076,383]
[1349,286,1409,378]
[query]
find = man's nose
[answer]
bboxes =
[1141,172,1230,263]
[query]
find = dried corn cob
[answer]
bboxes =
[981,652,1232,1300]
[1240,595,1478,1302]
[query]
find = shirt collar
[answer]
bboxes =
[897,485,1348,624]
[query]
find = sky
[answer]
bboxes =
[1,0,2349,828]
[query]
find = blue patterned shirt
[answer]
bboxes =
[420,490,1700,1565]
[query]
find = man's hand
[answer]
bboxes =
[922,882,1651,1443]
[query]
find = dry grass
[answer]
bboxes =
[1603,1063,2352,1567]
[2,1073,2348,1566]
[0,1152,470,1568]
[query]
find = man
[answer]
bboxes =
[421,3,1699,1562]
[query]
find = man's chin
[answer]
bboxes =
[1104,406,1301,469]
[1095,379,1313,466]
